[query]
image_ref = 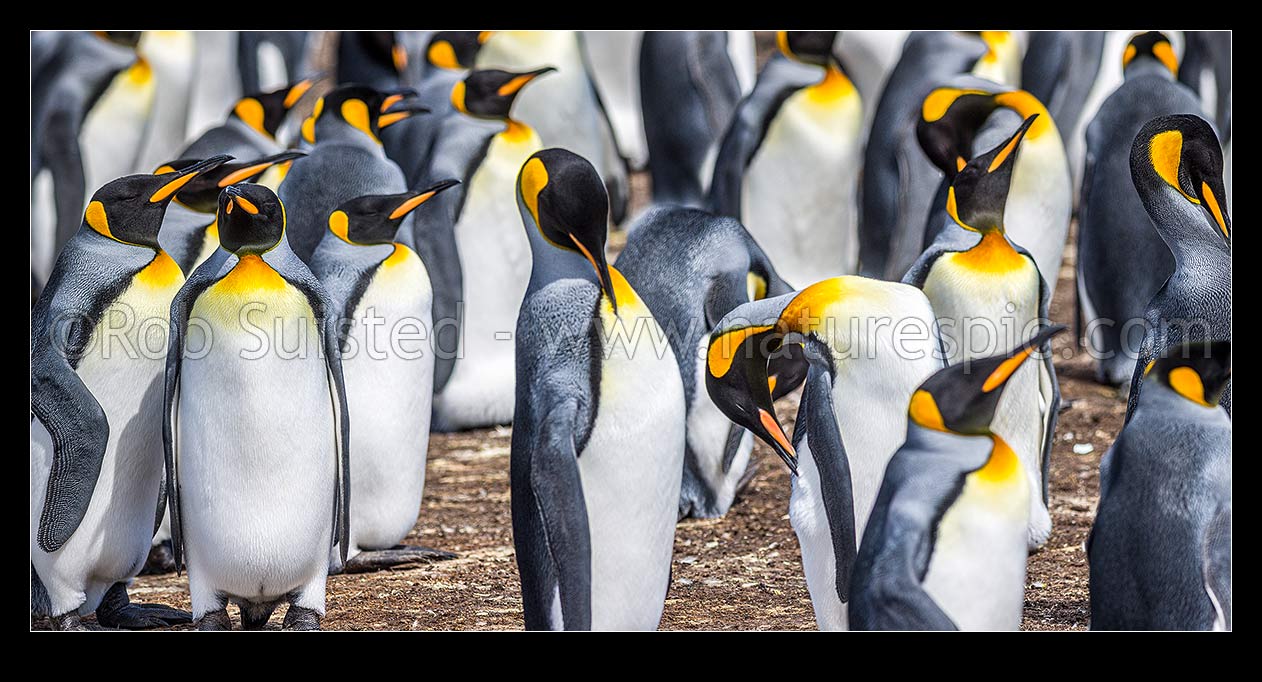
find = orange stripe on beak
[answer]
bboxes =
[389,191,437,220]
[234,196,260,214]
[759,408,796,458]
[218,162,274,188]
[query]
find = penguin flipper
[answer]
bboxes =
[707,56,813,218]
[798,366,858,605]
[528,399,593,630]
[1031,255,1061,506]
[44,108,88,250]
[322,311,353,564]
[31,315,109,553]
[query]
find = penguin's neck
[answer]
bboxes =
[1133,174,1230,266]
[315,118,381,148]
[1123,58,1174,82]
[954,228,1027,273]
[499,118,535,145]
[805,63,855,104]
[529,242,600,293]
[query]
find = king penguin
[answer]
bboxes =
[1020,31,1105,185]
[279,84,429,262]
[512,148,686,630]
[1089,341,1231,631]
[30,156,230,630]
[476,31,629,224]
[916,79,1072,296]
[309,179,461,572]
[337,31,410,90]
[237,31,311,95]
[1077,31,1206,386]
[1125,114,1231,420]
[858,31,1020,281]
[80,49,156,215]
[179,77,317,162]
[424,67,552,431]
[709,31,863,285]
[903,116,1060,550]
[638,31,742,209]
[163,183,351,631]
[850,326,1065,631]
[382,31,486,187]
[134,31,196,173]
[1179,32,1231,143]
[615,205,801,519]
[705,276,943,630]
[30,31,137,297]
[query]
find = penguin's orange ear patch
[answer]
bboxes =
[85,200,113,238]
[707,325,774,379]
[908,389,947,431]
[1168,366,1214,406]
[234,97,266,135]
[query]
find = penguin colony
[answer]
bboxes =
[30,30,1229,631]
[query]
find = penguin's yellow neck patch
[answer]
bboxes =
[605,265,639,314]
[382,242,416,269]
[205,219,219,240]
[908,389,948,431]
[806,63,856,105]
[125,58,152,86]
[708,324,774,379]
[501,119,535,145]
[1149,130,1199,203]
[1167,366,1214,407]
[992,91,1052,140]
[949,230,1028,274]
[135,250,184,289]
[973,434,1020,484]
[216,254,289,293]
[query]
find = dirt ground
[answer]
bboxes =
[32,177,1122,630]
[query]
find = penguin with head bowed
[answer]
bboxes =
[615,206,803,519]
[308,179,461,573]
[1090,341,1231,630]
[153,151,306,276]
[511,148,686,630]
[850,326,1065,631]
[383,31,487,187]
[706,274,943,630]
[476,31,630,225]
[30,31,139,297]
[904,115,1060,550]
[1078,31,1208,387]
[1020,31,1106,162]
[916,79,1072,294]
[1125,114,1230,421]
[180,76,319,162]
[423,67,553,431]
[858,31,1019,281]
[707,31,863,284]
[30,155,230,630]
[637,31,742,208]
[163,183,351,631]
[337,31,410,91]
[237,31,311,97]
[279,84,429,263]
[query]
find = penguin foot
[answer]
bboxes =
[282,605,321,631]
[197,609,233,631]
[48,612,88,631]
[96,582,192,629]
[341,545,458,574]
[139,540,177,575]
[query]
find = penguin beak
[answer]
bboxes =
[379,87,420,112]
[759,407,798,476]
[221,184,260,216]
[499,67,557,97]
[985,113,1037,175]
[568,231,617,314]
[283,74,323,109]
[388,179,460,219]
[1196,180,1231,240]
[216,151,306,188]
[982,324,1065,393]
[149,154,232,203]
[379,100,432,128]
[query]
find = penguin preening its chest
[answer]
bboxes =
[615,206,800,519]
[1078,31,1206,386]
[309,180,461,573]
[858,30,1019,281]
[30,31,137,297]
[154,152,306,276]
[709,31,863,285]
[917,81,1072,295]
[511,149,686,630]
[904,116,1060,550]
[163,184,351,631]
[30,156,230,630]
[1089,341,1231,631]
[637,31,742,208]
[426,67,552,432]
[850,326,1064,631]
[706,276,943,630]
[1124,114,1231,420]
[476,31,630,225]
[279,84,429,263]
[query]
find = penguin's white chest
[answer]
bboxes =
[577,292,686,630]
[1005,140,1071,294]
[437,130,542,428]
[742,84,863,285]
[342,249,435,552]
[30,262,183,617]
[177,270,335,608]
[921,455,1030,630]
[81,63,155,197]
